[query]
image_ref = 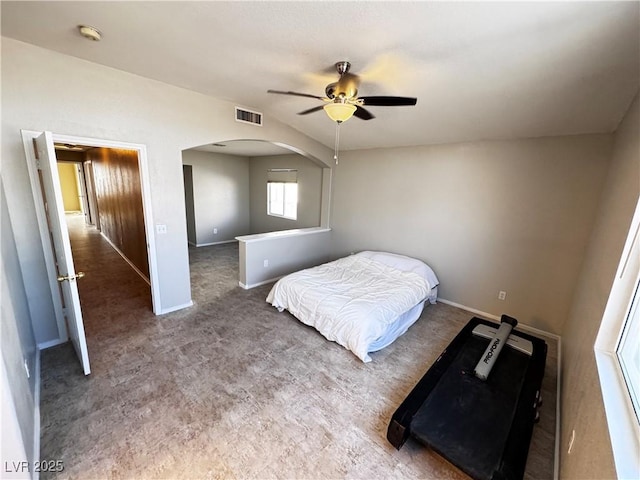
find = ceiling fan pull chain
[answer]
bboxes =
[334,122,341,165]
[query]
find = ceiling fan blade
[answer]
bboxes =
[297,105,325,115]
[359,96,417,106]
[267,89,325,100]
[354,105,375,120]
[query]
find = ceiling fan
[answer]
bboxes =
[268,61,417,123]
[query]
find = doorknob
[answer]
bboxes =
[57,272,85,282]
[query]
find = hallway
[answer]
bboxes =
[66,213,153,343]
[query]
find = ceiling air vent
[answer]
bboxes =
[235,107,263,126]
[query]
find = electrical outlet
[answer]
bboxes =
[213,228,218,234]
[498,291,507,301]
[263,259,269,268]
[156,224,167,234]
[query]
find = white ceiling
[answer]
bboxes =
[2,1,638,151]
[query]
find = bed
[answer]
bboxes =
[266,251,439,362]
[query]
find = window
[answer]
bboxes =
[617,279,640,423]
[267,169,297,220]
[595,196,640,479]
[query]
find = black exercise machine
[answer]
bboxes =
[387,315,547,480]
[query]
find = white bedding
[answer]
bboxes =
[266,251,439,362]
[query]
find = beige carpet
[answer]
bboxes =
[39,218,557,479]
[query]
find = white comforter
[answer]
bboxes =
[266,254,433,362]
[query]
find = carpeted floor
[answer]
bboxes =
[39,216,557,479]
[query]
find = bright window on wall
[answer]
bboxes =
[595,196,640,479]
[267,169,298,220]
[617,277,640,422]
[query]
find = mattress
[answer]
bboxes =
[266,251,439,362]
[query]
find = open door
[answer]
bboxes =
[34,132,91,375]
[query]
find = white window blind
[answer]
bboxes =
[267,169,297,183]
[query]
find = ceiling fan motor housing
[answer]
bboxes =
[325,82,338,99]
[325,74,359,100]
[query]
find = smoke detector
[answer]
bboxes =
[78,25,102,41]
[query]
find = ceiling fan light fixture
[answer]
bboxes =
[323,102,357,123]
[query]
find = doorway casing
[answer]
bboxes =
[21,130,161,348]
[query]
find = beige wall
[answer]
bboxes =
[57,162,81,211]
[560,93,639,478]
[1,180,38,469]
[181,151,323,244]
[181,150,251,245]
[249,154,323,234]
[330,135,612,334]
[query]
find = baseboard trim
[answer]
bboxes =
[437,298,561,340]
[37,338,66,350]
[513,321,561,342]
[437,298,500,321]
[438,297,562,479]
[33,348,41,480]
[100,232,151,286]
[239,276,282,290]
[158,300,194,315]
[195,239,238,247]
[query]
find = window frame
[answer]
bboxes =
[617,278,640,422]
[267,178,298,221]
[594,196,640,479]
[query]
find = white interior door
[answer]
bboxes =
[35,132,91,375]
